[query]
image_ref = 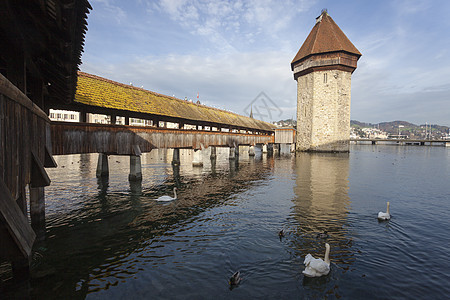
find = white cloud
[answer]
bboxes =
[153,0,315,54]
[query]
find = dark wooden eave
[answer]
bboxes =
[0,0,91,105]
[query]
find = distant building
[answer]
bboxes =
[361,128,389,139]
[49,109,79,122]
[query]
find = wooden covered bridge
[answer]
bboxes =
[50,71,275,158]
[48,71,276,179]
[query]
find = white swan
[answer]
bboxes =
[303,243,331,277]
[377,201,391,220]
[155,187,177,201]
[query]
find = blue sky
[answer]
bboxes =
[80,0,450,126]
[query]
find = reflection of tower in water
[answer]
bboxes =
[291,152,354,268]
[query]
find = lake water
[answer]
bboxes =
[2,144,450,299]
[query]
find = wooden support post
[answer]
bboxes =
[16,188,27,216]
[172,148,180,166]
[192,149,203,167]
[96,153,109,177]
[30,187,46,241]
[210,146,217,159]
[79,111,87,123]
[248,145,255,156]
[229,158,238,174]
[97,177,109,195]
[125,117,129,125]
[229,147,236,160]
[273,144,280,155]
[172,163,181,186]
[111,114,117,125]
[129,155,142,181]
[266,144,274,156]
[129,179,142,195]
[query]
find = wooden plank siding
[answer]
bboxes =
[0,73,51,258]
[274,128,296,144]
[51,122,275,155]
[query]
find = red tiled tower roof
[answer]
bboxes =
[291,11,361,69]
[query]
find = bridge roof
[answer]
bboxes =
[75,72,275,132]
[291,11,361,67]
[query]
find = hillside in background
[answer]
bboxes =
[273,119,449,139]
[350,120,449,139]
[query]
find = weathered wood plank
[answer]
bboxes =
[0,95,5,184]
[0,179,36,258]
[51,122,275,155]
[1,72,52,262]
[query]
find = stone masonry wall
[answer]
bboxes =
[296,69,352,152]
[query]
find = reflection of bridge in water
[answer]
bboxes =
[27,151,275,298]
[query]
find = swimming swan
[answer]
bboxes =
[155,187,177,201]
[303,243,331,277]
[377,202,391,220]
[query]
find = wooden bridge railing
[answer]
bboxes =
[0,73,57,267]
[51,122,275,156]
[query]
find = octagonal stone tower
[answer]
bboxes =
[292,10,361,152]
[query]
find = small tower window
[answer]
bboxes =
[324,73,327,83]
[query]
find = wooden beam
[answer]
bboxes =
[0,179,36,258]
[30,149,51,188]
[44,144,57,168]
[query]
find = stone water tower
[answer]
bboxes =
[291,10,361,152]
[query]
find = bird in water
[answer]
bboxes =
[303,243,331,277]
[377,201,391,220]
[316,231,329,238]
[278,229,285,239]
[155,187,177,201]
[229,271,242,286]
